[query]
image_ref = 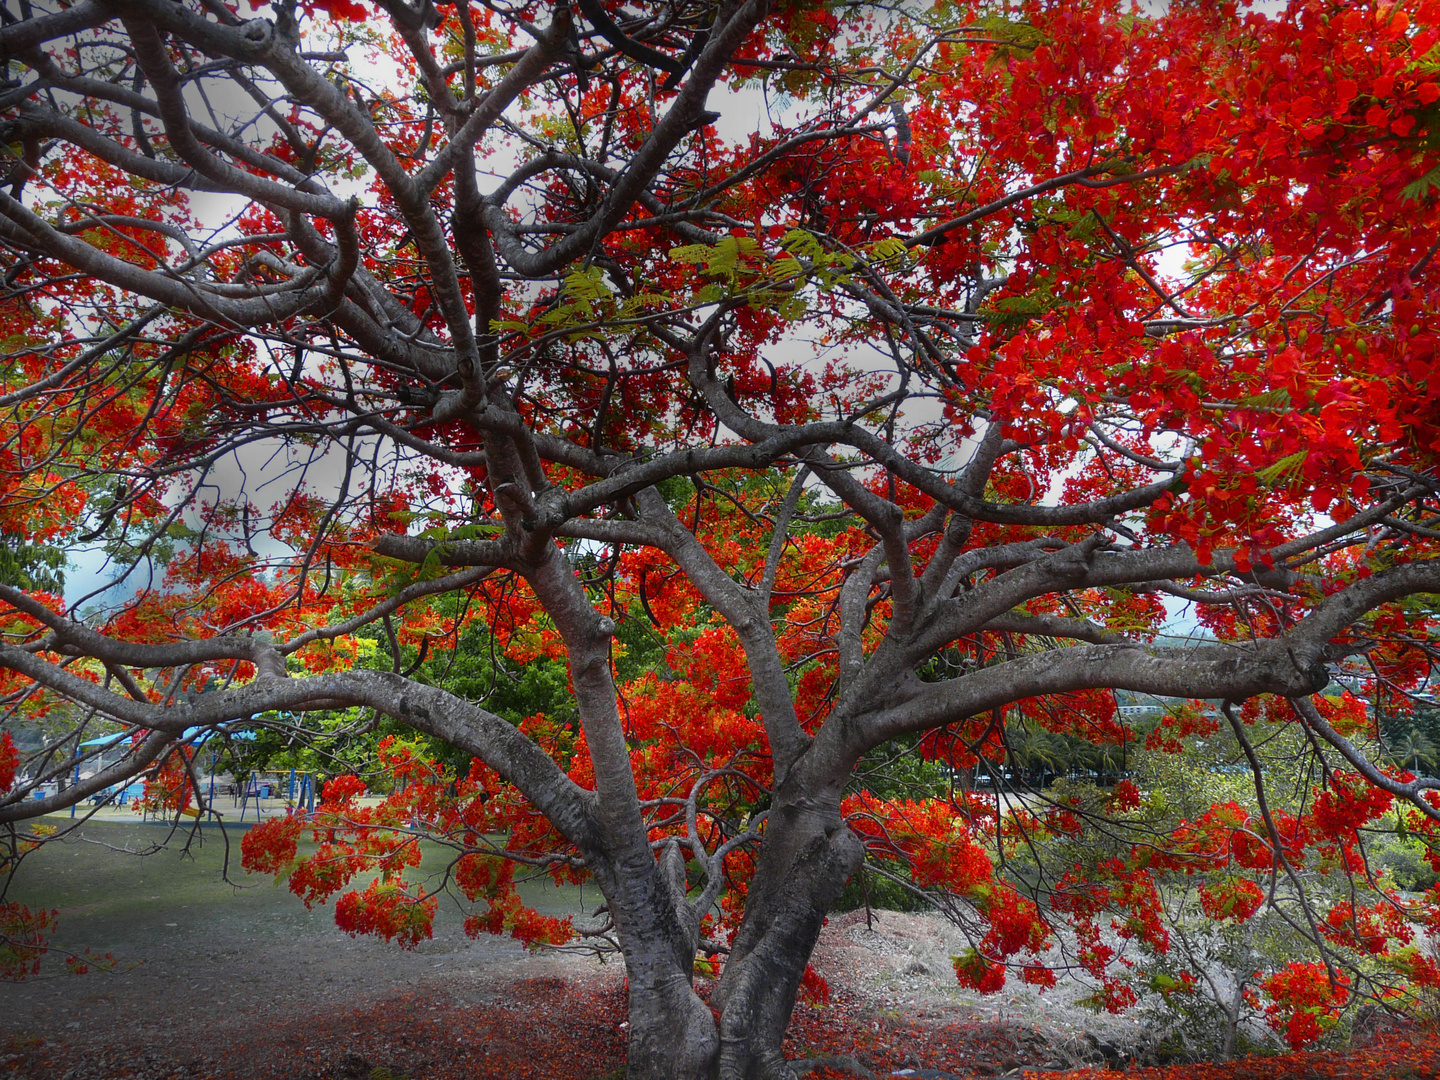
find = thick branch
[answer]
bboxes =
[865,639,1329,750]
[0,646,595,843]
[634,488,811,779]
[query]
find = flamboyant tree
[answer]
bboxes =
[3,0,1440,1074]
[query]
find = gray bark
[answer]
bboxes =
[1,2,1438,1076]
[714,807,864,1080]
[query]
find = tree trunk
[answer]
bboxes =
[602,794,861,1080]
[597,849,720,1080]
[710,797,864,1080]
[521,539,721,1079]
[625,956,720,1080]
[1220,979,1244,1062]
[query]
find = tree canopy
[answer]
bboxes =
[2,0,1440,1077]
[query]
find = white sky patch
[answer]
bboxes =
[708,81,782,144]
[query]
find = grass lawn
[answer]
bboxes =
[6,816,589,959]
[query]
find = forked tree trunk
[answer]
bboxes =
[710,798,865,1080]
[605,793,862,1080]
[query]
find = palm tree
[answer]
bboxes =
[1385,726,1439,775]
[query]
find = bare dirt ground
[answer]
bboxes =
[0,820,1193,1079]
[0,820,621,1078]
[0,899,1146,1080]
[6,823,1437,1080]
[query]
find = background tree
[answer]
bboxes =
[3,1,1440,1078]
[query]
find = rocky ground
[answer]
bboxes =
[810,909,1151,1072]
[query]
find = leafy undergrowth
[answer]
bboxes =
[2,973,1438,1080]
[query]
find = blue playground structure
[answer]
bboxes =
[236,768,316,820]
[75,726,257,820]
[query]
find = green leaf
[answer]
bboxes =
[418,521,504,542]
[1066,211,1099,241]
[489,318,531,334]
[1237,388,1292,409]
[1402,162,1440,204]
[869,237,911,265]
[766,253,806,281]
[778,296,808,321]
[781,229,824,258]
[562,266,612,301]
[669,243,710,264]
[1256,449,1307,485]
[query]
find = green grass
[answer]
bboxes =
[4,818,589,960]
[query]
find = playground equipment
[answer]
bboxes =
[64,724,331,823]
[74,726,257,820]
[236,769,316,820]
[289,768,317,812]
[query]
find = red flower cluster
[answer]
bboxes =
[1262,962,1350,1051]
